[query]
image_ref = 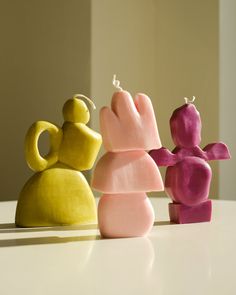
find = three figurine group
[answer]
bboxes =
[15,77,230,238]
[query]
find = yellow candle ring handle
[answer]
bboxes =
[25,121,63,172]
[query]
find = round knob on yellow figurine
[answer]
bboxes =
[63,94,96,124]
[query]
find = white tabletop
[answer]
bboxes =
[0,197,235,295]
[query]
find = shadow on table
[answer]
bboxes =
[0,234,101,247]
[153,221,172,226]
[0,220,172,247]
[0,221,172,234]
[0,223,15,229]
[0,223,98,234]
[0,222,101,247]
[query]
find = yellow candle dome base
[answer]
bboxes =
[15,164,97,227]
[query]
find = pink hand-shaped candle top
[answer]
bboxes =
[100,90,161,152]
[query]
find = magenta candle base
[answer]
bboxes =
[169,200,212,224]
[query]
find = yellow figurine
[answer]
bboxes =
[15,95,102,227]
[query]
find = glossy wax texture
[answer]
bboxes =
[15,164,97,227]
[100,91,161,152]
[59,122,102,171]
[98,193,155,238]
[16,98,102,227]
[169,200,212,224]
[59,98,102,171]
[92,90,163,238]
[165,157,212,206]
[149,102,230,224]
[91,150,163,193]
[170,103,201,148]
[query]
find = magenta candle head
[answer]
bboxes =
[170,103,201,148]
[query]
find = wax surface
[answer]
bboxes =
[16,164,97,227]
[169,200,212,224]
[170,103,201,148]
[165,157,212,206]
[98,193,154,238]
[92,90,163,238]
[100,91,161,152]
[59,122,102,171]
[25,121,63,172]
[16,97,101,227]
[149,143,230,166]
[149,102,230,224]
[91,150,163,193]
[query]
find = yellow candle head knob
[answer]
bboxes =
[62,94,96,124]
[63,98,90,124]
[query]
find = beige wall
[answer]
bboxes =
[219,0,236,200]
[91,0,219,198]
[0,0,91,200]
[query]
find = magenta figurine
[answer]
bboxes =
[149,96,230,224]
[91,76,164,238]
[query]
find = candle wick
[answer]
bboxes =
[112,74,123,91]
[73,94,96,110]
[184,96,196,104]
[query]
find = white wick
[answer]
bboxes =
[73,94,96,110]
[184,96,196,104]
[112,74,123,91]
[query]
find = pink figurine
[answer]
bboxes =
[91,76,164,238]
[149,96,230,224]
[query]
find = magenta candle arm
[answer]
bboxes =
[149,148,177,166]
[203,142,231,161]
[150,142,230,167]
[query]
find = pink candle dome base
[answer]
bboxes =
[98,193,155,238]
[169,200,212,224]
